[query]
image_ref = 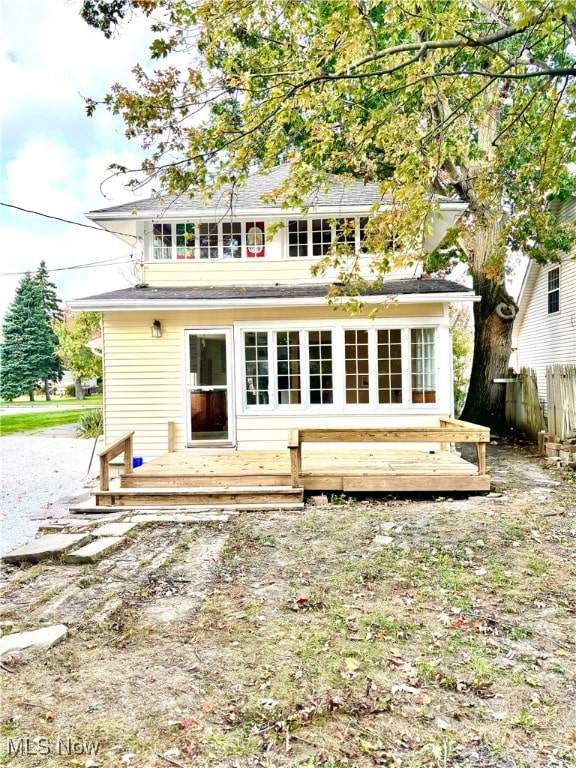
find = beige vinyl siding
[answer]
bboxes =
[102,302,448,458]
[142,253,416,287]
[515,198,576,404]
[236,413,443,451]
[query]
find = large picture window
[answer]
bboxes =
[243,326,437,411]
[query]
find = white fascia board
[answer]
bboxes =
[86,200,468,222]
[69,291,479,312]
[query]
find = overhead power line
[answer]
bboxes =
[0,202,138,240]
[0,256,135,277]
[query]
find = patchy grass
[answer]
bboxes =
[0,409,99,436]
[0,451,575,767]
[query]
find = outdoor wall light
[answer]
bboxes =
[151,319,162,338]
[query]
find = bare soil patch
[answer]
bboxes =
[1,442,575,768]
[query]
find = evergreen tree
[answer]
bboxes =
[0,274,58,402]
[33,260,63,400]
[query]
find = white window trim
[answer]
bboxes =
[286,217,363,259]
[236,320,443,415]
[149,220,261,261]
[547,265,560,315]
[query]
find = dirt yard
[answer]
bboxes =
[1,441,575,768]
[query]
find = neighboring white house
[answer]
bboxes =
[513,196,576,408]
[70,165,476,460]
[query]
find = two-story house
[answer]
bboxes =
[71,165,490,500]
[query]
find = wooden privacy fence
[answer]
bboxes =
[505,368,545,439]
[547,365,576,441]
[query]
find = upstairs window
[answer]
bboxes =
[547,267,560,314]
[288,217,362,258]
[152,223,172,260]
[176,223,195,259]
[149,221,265,260]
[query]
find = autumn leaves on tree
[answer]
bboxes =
[82,0,576,427]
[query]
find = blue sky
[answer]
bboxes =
[0,0,155,320]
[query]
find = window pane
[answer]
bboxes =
[309,330,333,403]
[378,329,403,403]
[411,328,436,403]
[277,331,301,404]
[288,220,308,258]
[548,268,560,314]
[176,222,195,259]
[336,218,356,249]
[222,222,242,259]
[199,223,219,259]
[244,332,269,405]
[311,219,332,256]
[345,329,369,404]
[153,223,172,260]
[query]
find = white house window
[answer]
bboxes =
[244,329,333,408]
[244,331,269,405]
[222,222,242,259]
[288,220,308,258]
[176,223,195,259]
[288,217,366,258]
[547,267,560,314]
[277,331,301,405]
[199,223,219,259]
[153,223,172,260]
[150,221,265,260]
[312,219,333,256]
[411,328,436,403]
[378,329,403,404]
[309,330,333,404]
[243,326,437,411]
[345,329,370,404]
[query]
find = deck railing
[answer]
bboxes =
[97,431,134,491]
[288,418,490,488]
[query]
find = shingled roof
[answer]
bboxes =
[71,278,474,310]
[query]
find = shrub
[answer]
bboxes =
[76,409,103,438]
[65,384,77,398]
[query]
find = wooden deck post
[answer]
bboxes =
[476,441,486,476]
[288,428,302,487]
[168,421,176,453]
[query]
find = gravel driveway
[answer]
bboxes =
[0,426,100,556]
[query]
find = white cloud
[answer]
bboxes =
[0,0,155,321]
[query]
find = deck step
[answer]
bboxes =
[121,473,292,488]
[93,485,304,508]
[70,502,304,515]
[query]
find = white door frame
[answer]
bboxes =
[184,327,236,447]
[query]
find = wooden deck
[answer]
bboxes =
[82,420,490,512]
[121,446,490,493]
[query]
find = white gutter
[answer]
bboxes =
[86,201,468,222]
[69,291,479,312]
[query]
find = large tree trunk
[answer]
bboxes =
[74,376,84,400]
[28,389,35,402]
[460,272,517,430]
[44,378,51,401]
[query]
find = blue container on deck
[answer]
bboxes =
[132,457,144,468]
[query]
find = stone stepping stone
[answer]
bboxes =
[129,513,230,524]
[93,522,136,537]
[64,537,125,564]
[2,534,91,564]
[0,624,67,658]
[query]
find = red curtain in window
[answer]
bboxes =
[246,221,265,257]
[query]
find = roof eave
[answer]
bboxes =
[69,291,479,312]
